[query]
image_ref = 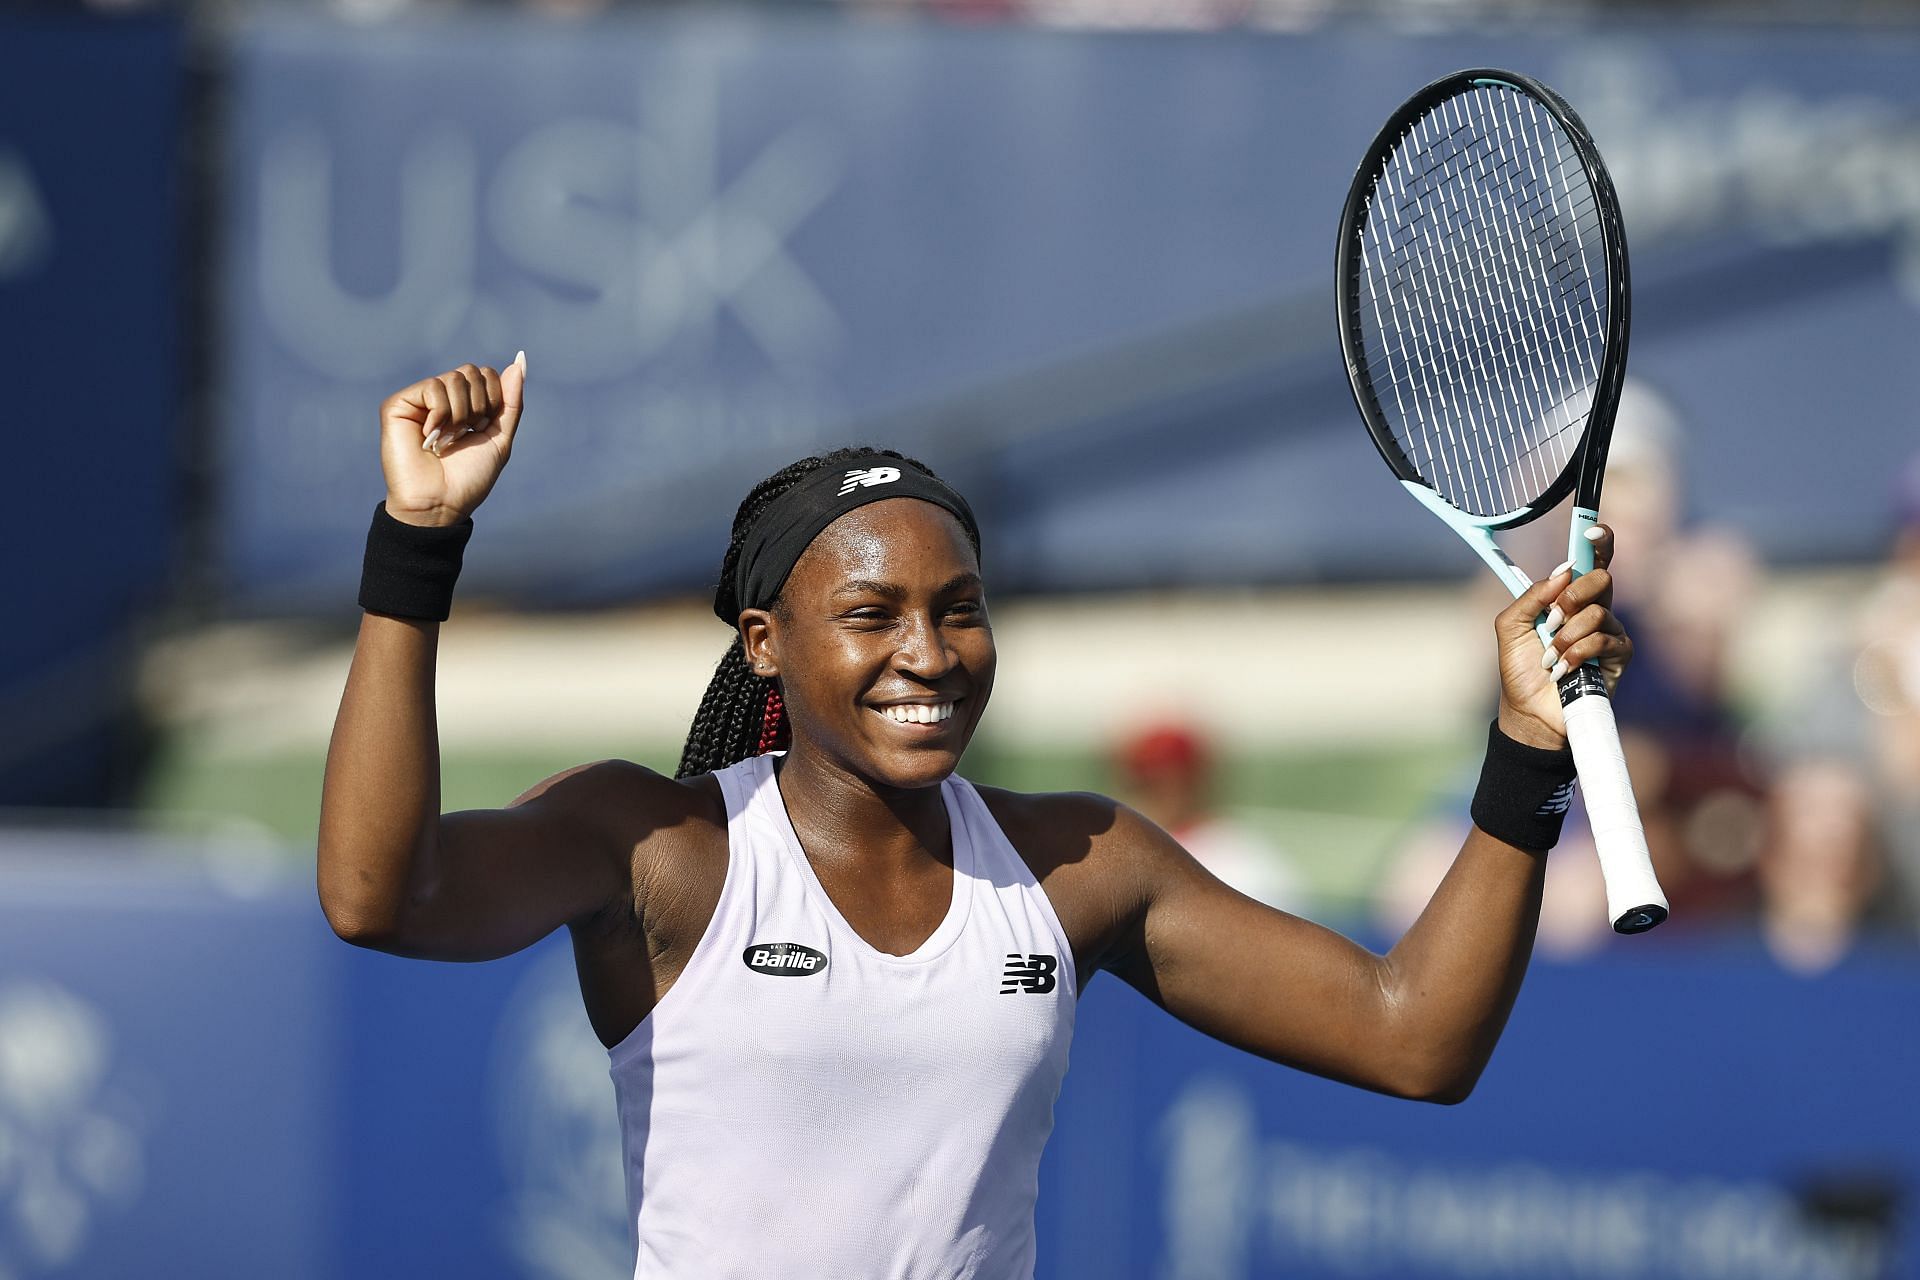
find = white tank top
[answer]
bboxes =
[607,753,1077,1279]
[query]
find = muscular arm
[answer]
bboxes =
[316,611,636,960]
[1091,542,1631,1103]
[315,358,639,961]
[316,612,443,945]
[1103,807,1544,1103]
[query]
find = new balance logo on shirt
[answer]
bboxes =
[838,467,902,496]
[1000,954,1058,995]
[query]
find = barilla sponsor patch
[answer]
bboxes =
[742,942,829,977]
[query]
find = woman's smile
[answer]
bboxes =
[871,699,959,728]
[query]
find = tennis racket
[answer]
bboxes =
[1334,68,1668,934]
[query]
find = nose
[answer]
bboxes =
[893,609,957,681]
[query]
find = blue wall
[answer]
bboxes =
[2,843,1911,1279]
[0,17,182,805]
[218,17,1920,610]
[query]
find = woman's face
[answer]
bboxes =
[744,497,994,792]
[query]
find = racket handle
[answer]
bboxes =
[1559,670,1669,934]
[1568,506,1600,574]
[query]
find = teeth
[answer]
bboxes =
[881,703,953,724]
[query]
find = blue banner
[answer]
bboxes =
[1042,950,1919,1280]
[6,840,1915,1279]
[0,15,182,802]
[219,18,1920,611]
[0,844,333,1279]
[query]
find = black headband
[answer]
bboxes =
[715,456,982,624]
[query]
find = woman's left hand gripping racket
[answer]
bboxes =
[1334,68,1668,934]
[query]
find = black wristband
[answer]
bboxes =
[358,501,474,621]
[1469,720,1578,853]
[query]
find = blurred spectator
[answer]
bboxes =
[1757,757,1896,974]
[1854,452,1920,909]
[1376,379,1769,948]
[1115,721,1305,913]
[1771,450,1920,941]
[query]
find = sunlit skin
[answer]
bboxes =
[734,500,995,951]
[319,361,1635,1105]
[744,499,995,795]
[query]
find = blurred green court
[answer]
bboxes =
[137,729,1469,919]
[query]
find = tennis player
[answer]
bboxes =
[318,357,1632,1278]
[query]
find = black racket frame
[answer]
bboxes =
[1334,67,1633,530]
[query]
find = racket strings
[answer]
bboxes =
[1374,98,1598,511]
[1397,104,1590,506]
[1352,83,1609,519]
[1394,111,1555,505]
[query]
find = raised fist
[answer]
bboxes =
[378,353,526,528]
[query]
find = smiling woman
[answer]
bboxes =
[674,448,989,789]
[316,356,1635,1280]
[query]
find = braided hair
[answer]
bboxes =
[674,446,974,779]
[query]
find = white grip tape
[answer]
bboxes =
[1561,692,1670,929]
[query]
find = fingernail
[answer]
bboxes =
[1551,659,1568,682]
[422,429,442,452]
[1544,605,1564,634]
[1583,526,1605,542]
[515,349,527,373]
[1550,560,1573,579]
[1541,645,1557,670]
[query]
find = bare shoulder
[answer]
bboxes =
[971,785,1133,866]
[506,759,727,912]
[508,757,722,828]
[972,783,1192,981]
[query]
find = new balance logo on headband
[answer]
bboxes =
[838,466,902,496]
